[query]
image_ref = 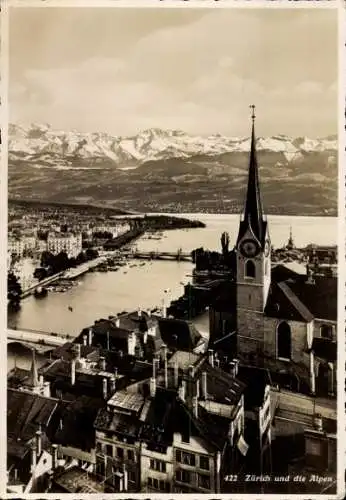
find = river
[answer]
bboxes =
[8,214,337,371]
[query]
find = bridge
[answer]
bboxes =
[124,249,192,262]
[8,328,71,351]
[20,271,65,298]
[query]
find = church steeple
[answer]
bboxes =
[27,348,39,388]
[237,105,266,246]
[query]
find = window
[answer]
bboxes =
[117,447,124,459]
[148,477,170,491]
[96,442,103,453]
[181,433,190,443]
[277,321,291,360]
[128,470,136,483]
[127,449,134,461]
[320,324,333,340]
[106,444,113,457]
[265,260,268,275]
[306,438,322,456]
[176,450,195,466]
[96,461,105,477]
[176,469,191,484]
[198,473,211,490]
[245,260,256,279]
[199,456,209,471]
[150,459,166,472]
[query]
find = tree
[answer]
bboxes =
[86,248,99,261]
[76,251,87,265]
[221,232,230,257]
[8,272,22,307]
[41,251,54,268]
[52,251,70,273]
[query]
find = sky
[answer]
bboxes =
[9,7,337,138]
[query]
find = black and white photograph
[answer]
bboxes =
[5,3,342,496]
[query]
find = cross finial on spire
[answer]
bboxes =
[250,104,256,123]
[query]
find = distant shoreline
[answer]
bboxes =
[8,198,336,218]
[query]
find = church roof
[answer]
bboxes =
[237,109,266,246]
[265,272,337,323]
[285,275,337,322]
[265,282,313,323]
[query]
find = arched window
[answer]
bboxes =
[265,260,268,275]
[245,260,255,279]
[277,321,291,360]
[320,324,333,340]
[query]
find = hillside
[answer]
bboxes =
[8,124,337,215]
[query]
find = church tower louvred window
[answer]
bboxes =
[245,260,256,278]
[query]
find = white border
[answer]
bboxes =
[1,0,9,497]
[2,0,345,499]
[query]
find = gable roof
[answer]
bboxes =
[265,282,313,323]
[7,389,59,443]
[53,396,104,452]
[286,276,337,322]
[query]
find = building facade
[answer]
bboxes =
[47,232,82,258]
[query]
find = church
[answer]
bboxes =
[209,107,337,398]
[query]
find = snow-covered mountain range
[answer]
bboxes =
[9,123,337,169]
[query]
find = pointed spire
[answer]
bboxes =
[237,105,265,245]
[28,348,39,387]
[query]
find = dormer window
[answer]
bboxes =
[245,260,255,279]
[320,324,333,340]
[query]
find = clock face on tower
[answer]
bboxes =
[239,239,260,258]
[264,239,270,257]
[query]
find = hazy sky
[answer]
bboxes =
[10,7,337,138]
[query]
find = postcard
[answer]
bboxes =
[3,0,345,498]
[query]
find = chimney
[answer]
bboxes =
[138,308,142,318]
[150,377,156,398]
[31,443,37,472]
[192,396,198,418]
[178,380,186,401]
[208,349,214,367]
[88,327,93,346]
[232,359,239,376]
[36,429,42,457]
[153,358,156,379]
[115,317,120,328]
[102,378,108,399]
[75,343,81,360]
[195,379,200,399]
[51,444,58,470]
[174,360,179,388]
[71,359,76,386]
[43,381,50,398]
[83,335,87,346]
[147,309,151,317]
[99,356,106,371]
[162,344,168,388]
[110,376,116,394]
[201,371,207,400]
